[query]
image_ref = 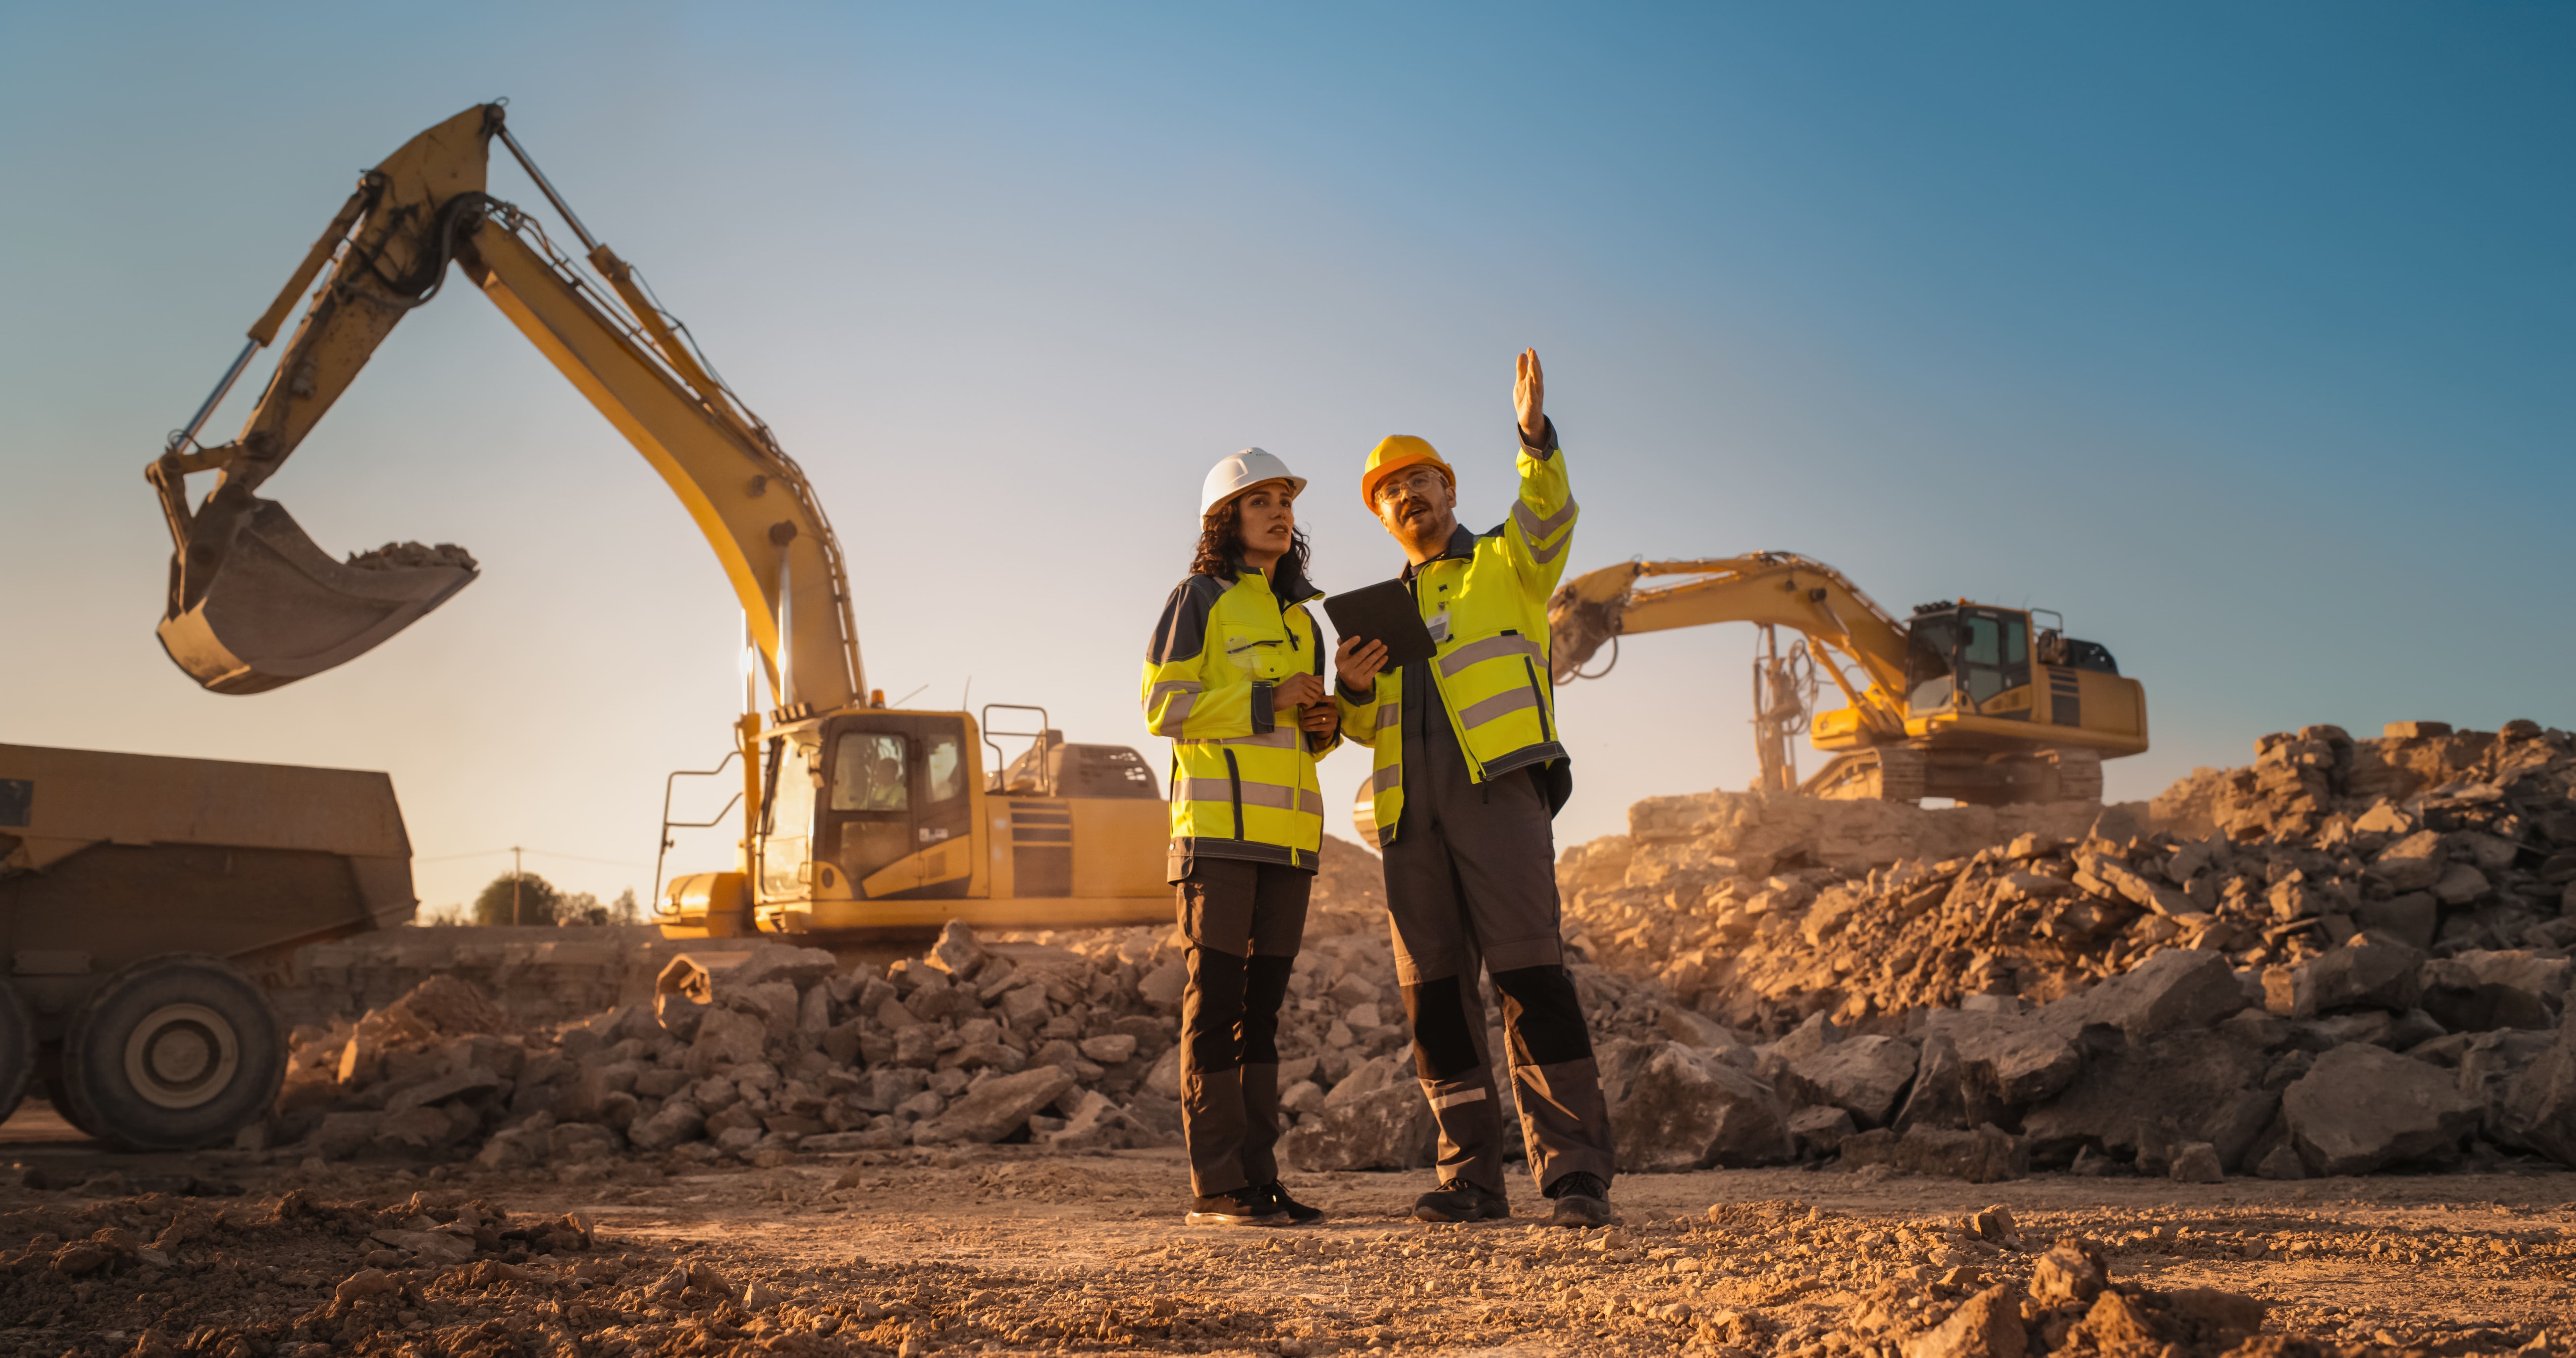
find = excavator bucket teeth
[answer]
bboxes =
[157,497,476,694]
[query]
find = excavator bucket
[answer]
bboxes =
[156,497,476,695]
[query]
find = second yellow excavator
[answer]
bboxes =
[145,104,1169,940]
[1547,553,2148,805]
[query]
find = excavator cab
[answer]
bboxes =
[1902,604,2031,718]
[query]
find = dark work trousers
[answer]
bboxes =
[1173,855,1310,1198]
[1383,661,1615,1197]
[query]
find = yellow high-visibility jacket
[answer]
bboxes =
[1337,427,1576,846]
[1141,556,1339,878]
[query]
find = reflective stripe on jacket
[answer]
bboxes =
[1337,423,1575,846]
[1141,557,1338,877]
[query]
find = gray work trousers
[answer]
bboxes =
[1173,856,1308,1197]
[1382,724,1614,1197]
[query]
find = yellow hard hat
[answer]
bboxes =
[1360,435,1453,511]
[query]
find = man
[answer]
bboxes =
[1331,348,1615,1227]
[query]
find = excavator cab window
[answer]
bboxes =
[817,715,973,898]
[759,737,818,899]
[1906,614,1957,715]
[1957,609,2031,711]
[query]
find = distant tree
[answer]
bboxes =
[472,870,561,926]
[557,891,615,926]
[417,903,468,927]
[611,888,641,925]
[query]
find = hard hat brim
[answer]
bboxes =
[1361,451,1453,512]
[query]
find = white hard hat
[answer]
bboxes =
[1200,448,1308,518]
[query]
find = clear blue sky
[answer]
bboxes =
[3,4,2568,913]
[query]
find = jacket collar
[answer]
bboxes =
[1225,551,1324,607]
[1400,524,1480,581]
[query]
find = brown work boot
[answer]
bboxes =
[1542,1171,1614,1228]
[1186,1186,1285,1227]
[1256,1181,1326,1226]
[1412,1177,1510,1223]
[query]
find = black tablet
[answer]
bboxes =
[1323,579,1439,669]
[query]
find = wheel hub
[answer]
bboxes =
[122,1003,240,1110]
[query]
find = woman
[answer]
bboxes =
[1140,447,1346,1227]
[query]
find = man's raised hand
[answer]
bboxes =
[1515,347,1546,442]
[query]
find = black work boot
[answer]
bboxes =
[1412,1177,1511,1223]
[1186,1186,1285,1226]
[1542,1171,1614,1228]
[1257,1181,1325,1225]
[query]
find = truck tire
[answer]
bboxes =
[59,955,284,1152]
[0,982,32,1125]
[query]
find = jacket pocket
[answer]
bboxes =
[1521,658,1555,743]
[1223,748,1245,840]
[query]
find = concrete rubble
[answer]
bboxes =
[1556,719,2576,1182]
[251,718,2570,1189]
[259,838,1704,1177]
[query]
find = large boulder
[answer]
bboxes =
[1607,1041,1795,1170]
[1784,1034,1919,1128]
[2367,830,2448,894]
[2021,1030,2270,1168]
[915,1066,1078,1145]
[2497,1011,2576,1168]
[1916,1010,2082,1106]
[2282,1042,2480,1175]
[2294,935,2426,1015]
[1278,1083,1437,1171]
[2040,948,2243,1038]
[1838,1125,2028,1183]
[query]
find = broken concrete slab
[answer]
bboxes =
[2294,934,2426,1015]
[1606,1041,1795,1171]
[2020,1030,2269,1167]
[1838,1124,2028,1183]
[2282,1042,2480,1175]
[1278,1082,1437,1172]
[1784,1034,1919,1128]
[2040,947,2243,1038]
[914,1066,1078,1145]
[1915,1010,2082,1107]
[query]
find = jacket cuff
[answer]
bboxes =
[1336,676,1378,702]
[1520,415,1560,459]
[1250,683,1275,734]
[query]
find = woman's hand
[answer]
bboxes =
[1272,672,1326,711]
[1334,637,1389,693]
[1300,702,1339,742]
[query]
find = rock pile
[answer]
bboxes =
[1556,719,2576,1181]
[263,837,1695,1177]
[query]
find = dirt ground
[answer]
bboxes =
[4,1101,2571,1358]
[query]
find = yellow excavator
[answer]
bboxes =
[1547,553,2147,805]
[146,104,1168,939]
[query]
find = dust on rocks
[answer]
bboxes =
[6,716,2574,1355]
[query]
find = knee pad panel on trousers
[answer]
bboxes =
[1242,954,1294,1066]
[1492,964,1593,1066]
[1400,975,1483,1081]
[1184,947,1249,1074]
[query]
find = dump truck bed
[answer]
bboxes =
[1,743,416,998]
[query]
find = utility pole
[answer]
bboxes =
[511,845,524,926]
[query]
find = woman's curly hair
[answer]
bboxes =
[1190,494,1311,580]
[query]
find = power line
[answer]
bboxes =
[414,846,650,867]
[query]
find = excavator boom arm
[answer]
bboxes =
[1549,553,1913,729]
[146,104,863,710]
